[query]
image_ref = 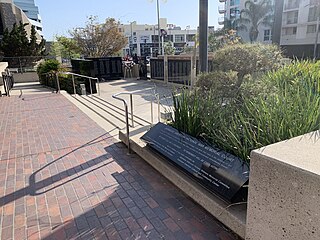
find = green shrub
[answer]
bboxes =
[172,60,320,163]
[37,59,60,76]
[213,43,283,88]
[196,70,238,98]
[171,90,203,138]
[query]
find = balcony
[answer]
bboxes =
[218,17,225,25]
[218,5,226,14]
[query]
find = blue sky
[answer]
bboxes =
[36,0,220,41]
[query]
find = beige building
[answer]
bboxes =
[119,18,197,57]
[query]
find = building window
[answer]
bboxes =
[309,7,317,22]
[282,27,297,35]
[286,11,298,24]
[286,0,300,9]
[307,25,316,33]
[310,0,318,6]
[152,35,159,42]
[186,34,195,42]
[230,0,240,6]
[264,29,271,41]
[230,7,240,19]
[307,24,320,33]
[174,34,185,43]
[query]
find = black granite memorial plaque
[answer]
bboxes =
[141,123,249,203]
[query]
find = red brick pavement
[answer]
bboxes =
[0,94,239,240]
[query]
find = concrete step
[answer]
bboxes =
[61,92,120,139]
[88,95,151,127]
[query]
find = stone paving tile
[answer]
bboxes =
[0,94,239,240]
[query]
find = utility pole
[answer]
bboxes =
[199,0,208,72]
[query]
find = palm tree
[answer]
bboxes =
[238,0,273,42]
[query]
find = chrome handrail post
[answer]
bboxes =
[112,93,131,153]
[96,78,100,96]
[124,102,130,153]
[130,93,134,128]
[89,78,93,95]
[55,72,60,93]
[151,98,154,126]
[157,94,160,122]
[72,74,76,97]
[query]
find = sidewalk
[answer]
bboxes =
[0,91,238,239]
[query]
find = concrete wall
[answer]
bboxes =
[246,131,320,240]
[0,62,8,73]
[12,72,38,83]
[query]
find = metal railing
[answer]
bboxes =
[1,70,14,96]
[112,92,160,152]
[59,72,100,96]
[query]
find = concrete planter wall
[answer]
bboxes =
[246,131,320,240]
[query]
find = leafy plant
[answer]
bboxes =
[214,43,283,88]
[164,41,176,55]
[70,16,127,57]
[171,60,320,163]
[0,22,45,68]
[171,90,203,138]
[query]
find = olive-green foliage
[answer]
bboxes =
[172,90,203,138]
[37,59,86,94]
[37,59,60,77]
[172,60,320,163]
[214,43,283,87]
[196,70,238,98]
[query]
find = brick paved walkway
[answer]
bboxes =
[0,94,238,240]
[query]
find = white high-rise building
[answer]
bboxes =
[13,0,42,36]
[218,0,274,43]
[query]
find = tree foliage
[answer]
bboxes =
[238,0,273,42]
[0,22,45,67]
[164,41,175,55]
[51,36,81,59]
[70,16,127,57]
[214,43,283,88]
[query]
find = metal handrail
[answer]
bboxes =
[112,91,161,153]
[112,92,132,153]
[59,72,100,96]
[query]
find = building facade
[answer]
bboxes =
[274,0,320,59]
[218,0,274,43]
[219,0,320,59]
[0,0,42,40]
[119,18,197,57]
[13,0,43,36]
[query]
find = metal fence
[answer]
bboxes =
[1,56,56,73]
[150,55,216,86]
